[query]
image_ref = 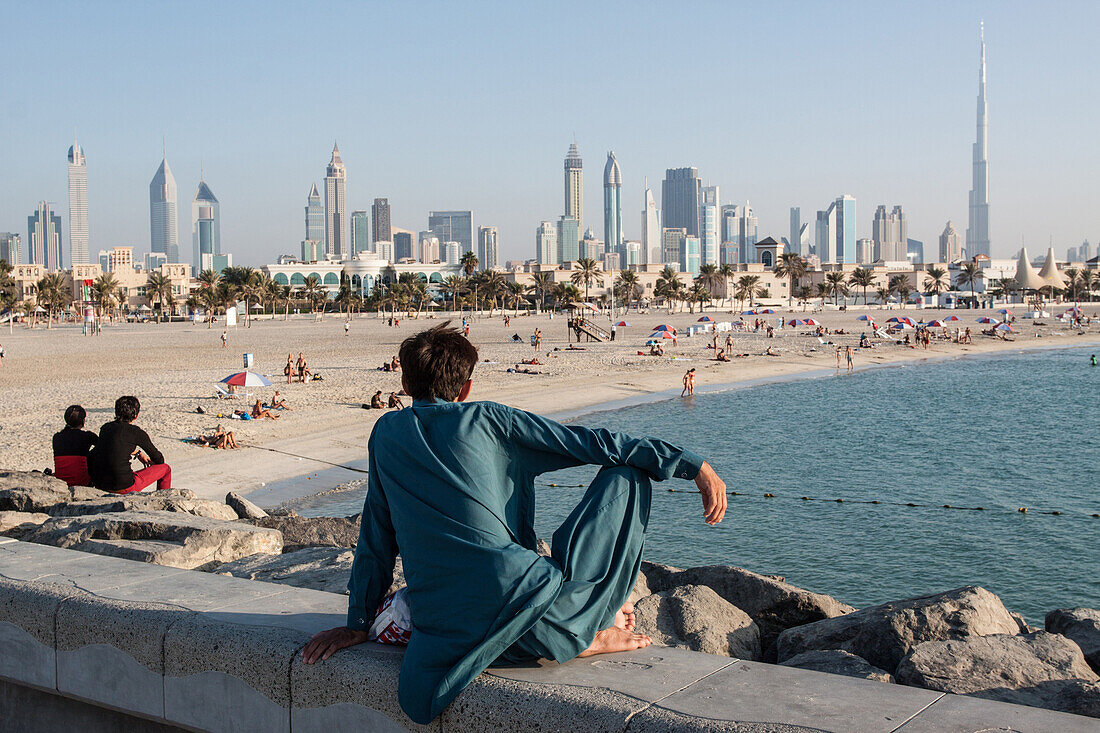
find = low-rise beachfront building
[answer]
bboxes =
[260,252,464,299]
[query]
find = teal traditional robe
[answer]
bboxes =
[347,399,703,724]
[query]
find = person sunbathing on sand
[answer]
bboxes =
[764,346,780,356]
[197,424,239,449]
[715,348,730,362]
[271,391,290,410]
[252,399,279,420]
[369,391,386,409]
[302,323,727,725]
[387,392,405,409]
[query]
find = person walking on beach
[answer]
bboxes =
[220,330,227,348]
[88,396,172,494]
[845,346,854,373]
[681,368,695,397]
[835,346,842,369]
[724,334,733,355]
[301,323,727,725]
[344,321,350,337]
[285,354,294,384]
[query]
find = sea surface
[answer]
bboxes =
[289,346,1099,621]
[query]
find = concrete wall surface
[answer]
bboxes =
[0,537,1095,733]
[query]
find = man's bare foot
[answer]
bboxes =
[614,602,635,632]
[577,626,651,658]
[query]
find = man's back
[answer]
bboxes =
[89,420,162,492]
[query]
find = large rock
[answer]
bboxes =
[1047,608,1100,674]
[634,584,761,660]
[627,568,651,606]
[49,492,238,521]
[896,632,1100,717]
[780,650,894,683]
[23,510,282,570]
[242,515,358,552]
[639,561,683,592]
[776,586,1020,674]
[0,470,97,512]
[665,565,855,658]
[212,548,404,597]
[0,510,50,538]
[226,492,268,520]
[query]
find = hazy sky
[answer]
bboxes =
[3,1,1098,266]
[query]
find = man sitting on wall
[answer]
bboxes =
[88,396,172,494]
[302,323,728,724]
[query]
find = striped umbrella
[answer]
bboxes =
[976,317,997,324]
[652,324,677,332]
[803,318,822,326]
[759,308,776,314]
[220,371,273,387]
[648,331,676,339]
[786,319,805,327]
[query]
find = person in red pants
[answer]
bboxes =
[88,396,172,494]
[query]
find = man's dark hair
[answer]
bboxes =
[64,405,86,429]
[115,396,140,422]
[399,322,478,402]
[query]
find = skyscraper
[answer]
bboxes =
[428,211,472,253]
[836,195,857,264]
[815,203,836,263]
[478,226,498,270]
[536,221,558,265]
[661,227,686,267]
[149,156,179,263]
[192,177,220,272]
[0,233,20,265]
[789,207,808,257]
[393,231,414,261]
[324,142,347,259]
[305,184,324,242]
[661,167,701,237]
[67,140,88,265]
[641,181,660,265]
[700,185,720,266]
[28,201,62,269]
[557,216,580,263]
[603,151,622,261]
[372,198,391,244]
[872,205,907,261]
[939,221,962,262]
[351,210,370,255]
[966,24,991,257]
[564,142,583,232]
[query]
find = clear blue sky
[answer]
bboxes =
[2,0,1097,265]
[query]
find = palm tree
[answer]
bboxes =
[195,268,221,325]
[1,289,19,333]
[815,282,831,306]
[1063,268,1081,302]
[460,251,479,277]
[847,267,876,305]
[1078,270,1096,303]
[874,286,891,308]
[734,275,762,311]
[795,285,812,311]
[688,282,711,314]
[300,275,324,314]
[569,258,603,303]
[655,266,683,313]
[923,266,949,297]
[440,275,466,313]
[696,264,724,302]
[505,281,526,315]
[718,263,735,307]
[333,275,361,317]
[92,273,120,321]
[144,272,174,322]
[888,274,912,307]
[479,270,506,316]
[552,282,581,310]
[956,262,982,307]
[825,272,848,306]
[773,253,807,309]
[35,272,68,328]
[527,271,554,311]
[614,270,641,310]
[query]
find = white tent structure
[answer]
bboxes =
[1037,247,1067,291]
[1012,248,1047,291]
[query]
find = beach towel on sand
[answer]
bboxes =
[347,399,702,723]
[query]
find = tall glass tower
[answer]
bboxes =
[192,177,220,272]
[602,151,622,261]
[661,167,701,237]
[351,210,371,255]
[564,142,583,233]
[67,140,89,265]
[372,198,391,245]
[149,156,179,263]
[966,24,991,258]
[28,201,62,269]
[641,180,660,265]
[478,225,499,270]
[305,184,324,243]
[324,142,347,259]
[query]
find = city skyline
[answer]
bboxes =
[3,4,1099,267]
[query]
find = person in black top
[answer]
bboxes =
[88,396,172,494]
[52,405,97,487]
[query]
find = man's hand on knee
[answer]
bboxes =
[302,626,370,664]
[694,461,727,525]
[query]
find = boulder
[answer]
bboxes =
[775,585,1019,674]
[1047,608,1100,674]
[780,650,894,683]
[896,632,1100,717]
[214,548,405,597]
[633,585,761,660]
[0,470,85,512]
[666,565,855,658]
[242,515,358,552]
[627,569,651,606]
[0,510,50,538]
[225,492,268,520]
[639,561,682,592]
[1011,611,1039,635]
[49,493,238,521]
[24,510,283,570]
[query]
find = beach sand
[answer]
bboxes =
[2,305,1097,505]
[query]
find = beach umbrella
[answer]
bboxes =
[995,323,1013,332]
[250,303,264,310]
[614,320,632,327]
[944,315,961,321]
[926,320,946,327]
[996,308,1013,315]
[652,324,677,332]
[857,315,874,321]
[886,316,903,323]
[648,331,676,339]
[220,371,274,387]
[786,319,804,327]
[740,309,757,315]
[759,308,776,314]
[893,322,914,329]
[803,318,821,326]
[976,317,997,324]
[697,316,713,322]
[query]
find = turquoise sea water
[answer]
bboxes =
[293,346,1099,621]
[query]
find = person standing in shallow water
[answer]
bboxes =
[301,323,727,724]
[681,368,695,396]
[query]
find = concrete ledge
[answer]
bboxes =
[0,540,1096,733]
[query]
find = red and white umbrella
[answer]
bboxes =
[220,371,274,387]
[803,318,821,326]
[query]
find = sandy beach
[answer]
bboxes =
[2,305,1097,505]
